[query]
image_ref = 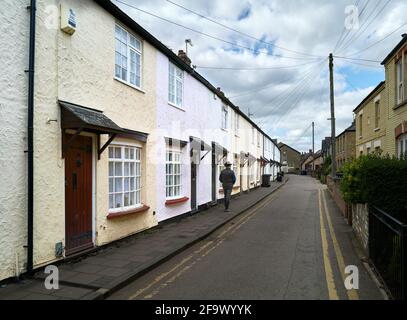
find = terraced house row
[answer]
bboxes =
[0,0,281,281]
[353,34,407,158]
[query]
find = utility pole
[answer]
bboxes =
[312,121,315,171]
[329,53,336,177]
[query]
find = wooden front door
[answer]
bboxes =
[65,134,93,255]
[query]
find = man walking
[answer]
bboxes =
[219,161,236,212]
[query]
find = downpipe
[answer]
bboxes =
[26,0,36,276]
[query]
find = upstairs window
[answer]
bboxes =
[234,113,239,135]
[221,105,228,130]
[396,59,404,105]
[169,63,183,108]
[374,100,380,129]
[252,127,255,144]
[359,114,363,137]
[115,24,142,88]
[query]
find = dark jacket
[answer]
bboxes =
[219,168,236,189]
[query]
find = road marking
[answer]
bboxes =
[127,241,214,300]
[321,189,359,300]
[128,188,283,300]
[318,189,339,300]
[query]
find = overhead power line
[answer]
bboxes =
[333,0,363,52]
[337,0,393,54]
[194,60,320,70]
[165,0,324,58]
[333,55,381,63]
[229,59,324,99]
[335,0,381,53]
[346,22,407,56]
[115,0,322,61]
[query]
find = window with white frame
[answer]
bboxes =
[396,59,404,104]
[115,24,142,88]
[221,105,228,130]
[398,134,407,158]
[168,63,183,107]
[374,100,380,129]
[109,145,141,211]
[235,113,239,135]
[166,151,182,198]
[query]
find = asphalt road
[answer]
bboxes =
[109,175,384,300]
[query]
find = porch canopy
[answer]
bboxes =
[260,156,270,164]
[165,137,188,148]
[189,136,212,151]
[60,100,148,159]
[212,141,228,157]
[240,151,256,166]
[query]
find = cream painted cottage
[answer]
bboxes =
[0,0,281,282]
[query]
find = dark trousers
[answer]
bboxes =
[223,187,233,209]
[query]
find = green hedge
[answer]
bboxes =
[340,154,407,221]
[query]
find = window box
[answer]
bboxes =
[107,204,150,219]
[165,196,189,206]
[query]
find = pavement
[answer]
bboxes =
[0,178,287,300]
[109,175,384,300]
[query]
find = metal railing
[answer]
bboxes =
[369,206,407,300]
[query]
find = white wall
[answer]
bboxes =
[155,52,229,221]
[0,0,29,280]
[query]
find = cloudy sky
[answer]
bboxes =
[114,0,406,152]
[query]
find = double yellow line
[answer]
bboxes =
[318,188,359,300]
[128,189,282,300]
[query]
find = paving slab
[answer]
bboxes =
[0,178,287,300]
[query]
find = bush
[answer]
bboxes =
[319,156,331,184]
[341,154,407,221]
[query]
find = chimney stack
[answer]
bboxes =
[178,50,191,66]
[217,87,225,96]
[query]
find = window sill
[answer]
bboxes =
[221,128,228,132]
[107,204,150,220]
[394,100,407,110]
[114,77,145,94]
[168,102,185,112]
[165,196,189,206]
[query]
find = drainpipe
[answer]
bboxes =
[26,0,36,275]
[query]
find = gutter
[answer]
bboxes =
[26,0,36,275]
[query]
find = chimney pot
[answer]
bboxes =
[178,49,191,66]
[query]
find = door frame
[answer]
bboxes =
[190,160,198,213]
[64,130,96,255]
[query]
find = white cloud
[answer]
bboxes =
[114,0,406,152]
